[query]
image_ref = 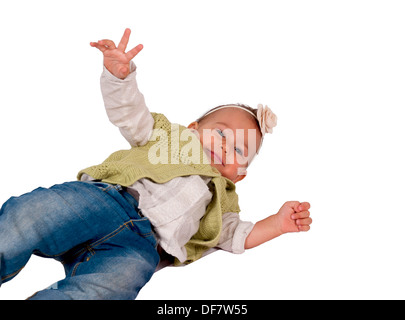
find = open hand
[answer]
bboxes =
[90,28,143,79]
[276,201,312,233]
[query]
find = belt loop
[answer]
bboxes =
[114,184,123,192]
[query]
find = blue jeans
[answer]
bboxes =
[0,181,160,300]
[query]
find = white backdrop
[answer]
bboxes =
[0,0,404,300]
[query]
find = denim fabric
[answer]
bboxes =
[0,181,159,300]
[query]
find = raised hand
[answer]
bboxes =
[90,28,143,79]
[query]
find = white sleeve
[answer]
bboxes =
[100,61,154,146]
[216,212,255,254]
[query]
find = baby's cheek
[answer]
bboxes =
[223,165,239,181]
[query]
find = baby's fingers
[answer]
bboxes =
[298,202,310,212]
[118,28,131,52]
[97,39,117,49]
[126,44,144,60]
[296,217,312,232]
[90,42,107,52]
[90,40,117,53]
[291,210,310,220]
[295,217,312,226]
[298,225,311,232]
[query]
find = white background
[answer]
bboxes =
[0,0,404,300]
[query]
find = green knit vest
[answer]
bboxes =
[77,113,240,265]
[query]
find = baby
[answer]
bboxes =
[0,29,312,300]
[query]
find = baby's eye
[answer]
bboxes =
[235,147,243,156]
[216,129,225,137]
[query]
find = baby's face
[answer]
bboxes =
[188,108,262,183]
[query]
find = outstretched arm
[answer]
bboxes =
[90,29,154,146]
[245,201,312,249]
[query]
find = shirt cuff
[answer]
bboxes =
[232,221,255,254]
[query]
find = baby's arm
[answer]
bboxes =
[91,29,154,146]
[216,212,255,254]
[244,202,312,249]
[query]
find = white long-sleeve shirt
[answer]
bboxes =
[82,62,254,263]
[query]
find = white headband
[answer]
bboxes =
[202,104,277,136]
[204,104,257,119]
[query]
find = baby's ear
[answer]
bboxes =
[188,121,199,130]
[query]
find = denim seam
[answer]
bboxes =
[62,224,125,268]
[1,265,25,282]
[34,247,74,259]
[61,220,153,267]
[71,261,82,276]
[90,224,128,249]
[90,221,154,248]
[69,224,128,277]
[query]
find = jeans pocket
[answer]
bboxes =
[127,218,157,248]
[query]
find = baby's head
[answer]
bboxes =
[188,104,277,183]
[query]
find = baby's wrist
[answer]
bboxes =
[274,214,288,235]
[266,214,284,237]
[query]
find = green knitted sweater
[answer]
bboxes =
[77,113,240,264]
